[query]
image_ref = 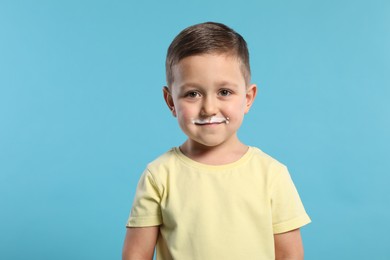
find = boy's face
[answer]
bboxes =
[164,54,257,148]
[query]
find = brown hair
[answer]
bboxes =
[165,22,251,87]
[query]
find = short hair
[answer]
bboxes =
[165,22,251,87]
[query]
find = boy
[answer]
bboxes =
[122,22,311,260]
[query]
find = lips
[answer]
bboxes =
[194,121,223,126]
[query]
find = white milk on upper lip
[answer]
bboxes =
[192,116,230,125]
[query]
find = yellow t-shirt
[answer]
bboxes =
[127,147,311,260]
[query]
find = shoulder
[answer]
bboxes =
[247,147,290,182]
[147,147,177,165]
[249,146,287,170]
[136,148,178,194]
[144,147,180,176]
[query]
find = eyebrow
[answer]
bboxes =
[215,81,240,88]
[179,81,240,90]
[179,83,201,89]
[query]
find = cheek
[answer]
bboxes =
[176,104,195,120]
[225,99,246,115]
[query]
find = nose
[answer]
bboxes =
[200,96,218,117]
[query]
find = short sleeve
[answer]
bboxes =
[126,169,162,227]
[270,166,311,234]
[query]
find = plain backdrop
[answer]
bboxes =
[1,0,389,259]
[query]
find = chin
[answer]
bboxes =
[192,138,227,148]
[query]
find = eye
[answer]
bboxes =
[185,91,201,98]
[219,89,232,97]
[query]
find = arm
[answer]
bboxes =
[122,226,159,260]
[274,228,304,260]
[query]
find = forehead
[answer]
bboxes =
[171,54,246,89]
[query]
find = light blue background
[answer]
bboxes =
[1,0,389,259]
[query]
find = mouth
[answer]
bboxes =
[192,116,230,125]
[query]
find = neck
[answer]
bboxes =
[180,136,248,165]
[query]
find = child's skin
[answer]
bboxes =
[165,54,256,165]
[122,54,304,260]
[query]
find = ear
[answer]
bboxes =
[244,84,257,114]
[163,86,177,117]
